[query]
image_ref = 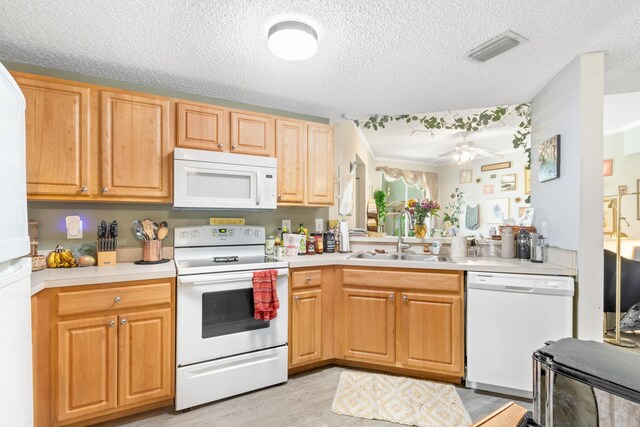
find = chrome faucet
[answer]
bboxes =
[397,209,415,253]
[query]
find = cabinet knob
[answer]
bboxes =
[120,319,127,325]
[402,295,408,302]
[389,294,394,301]
[217,143,223,149]
[278,194,282,201]
[101,187,109,193]
[231,145,237,150]
[79,186,88,193]
[114,296,121,303]
[294,296,299,302]
[306,276,311,282]
[108,320,115,327]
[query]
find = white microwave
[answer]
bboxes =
[174,148,277,210]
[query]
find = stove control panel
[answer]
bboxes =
[174,225,265,247]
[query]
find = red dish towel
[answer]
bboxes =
[253,270,279,321]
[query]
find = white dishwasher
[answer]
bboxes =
[466,271,574,398]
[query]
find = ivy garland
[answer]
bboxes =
[352,103,532,169]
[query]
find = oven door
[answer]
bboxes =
[177,268,288,366]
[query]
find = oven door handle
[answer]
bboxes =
[178,268,289,286]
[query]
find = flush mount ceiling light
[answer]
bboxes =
[268,20,318,61]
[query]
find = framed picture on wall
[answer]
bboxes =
[604,198,617,235]
[524,168,531,195]
[460,169,472,184]
[603,159,613,177]
[483,184,494,195]
[486,198,509,224]
[539,135,560,182]
[481,161,511,172]
[500,174,516,191]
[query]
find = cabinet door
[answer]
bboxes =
[118,308,173,407]
[276,119,306,204]
[342,288,395,364]
[101,91,171,199]
[307,124,334,205]
[16,77,91,197]
[230,111,275,156]
[398,292,463,376]
[56,315,118,422]
[290,288,322,367]
[176,102,228,151]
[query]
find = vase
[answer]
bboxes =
[414,223,427,238]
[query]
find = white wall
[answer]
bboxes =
[438,151,529,237]
[530,53,604,340]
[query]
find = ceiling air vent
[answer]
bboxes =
[465,30,528,63]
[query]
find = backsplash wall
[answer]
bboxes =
[28,202,330,250]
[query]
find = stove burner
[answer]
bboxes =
[213,256,239,263]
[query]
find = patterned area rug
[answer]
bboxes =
[331,371,472,427]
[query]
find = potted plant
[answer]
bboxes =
[373,190,387,233]
[408,198,440,238]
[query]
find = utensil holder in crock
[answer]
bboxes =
[143,240,163,262]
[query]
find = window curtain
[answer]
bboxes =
[376,166,439,201]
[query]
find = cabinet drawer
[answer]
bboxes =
[57,282,172,316]
[342,268,461,293]
[291,269,323,289]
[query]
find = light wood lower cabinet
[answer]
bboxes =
[33,279,175,427]
[56,315,118,422]
[397,291,463,375]
[288,267,334,369]
[342,288,396,364]
[289,266,464,380]
[290,288,323,366]
[117,308,172,407]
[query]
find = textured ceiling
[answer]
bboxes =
[359,106,523,164]
[1,1,639,120]
[604,92,640,134]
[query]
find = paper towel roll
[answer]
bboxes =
[339,220,350,253]
[451,235,468,258]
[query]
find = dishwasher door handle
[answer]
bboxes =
[504,286,535,293]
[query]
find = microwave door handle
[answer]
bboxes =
[256,172,262,206]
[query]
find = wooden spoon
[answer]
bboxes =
[142,219,155,240]
[157,226,168,240]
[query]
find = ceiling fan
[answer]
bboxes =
[429,135,503,165]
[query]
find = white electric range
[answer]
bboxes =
[174,225,288,411]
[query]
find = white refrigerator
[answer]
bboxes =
[0,61,34,425]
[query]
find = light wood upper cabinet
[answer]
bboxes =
[230,111,275,156]
[307,124,334,205]
[56,315,118,422]
[176,102,228,151]
[101,91,172,200]
[118,308,172,407]
[276,119,306,204]
[397,292,464,376]
[342,288,395,364]
[290,288,323,367]
[17,77,91,197]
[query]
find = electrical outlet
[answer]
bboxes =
[66,215,83,239]
[315,219,324,233]
[282,220,291,233]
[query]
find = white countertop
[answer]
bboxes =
[30,250,576,296]
[30,262,176,296]
[278,252,576,276]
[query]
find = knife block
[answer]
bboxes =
[97,243,117,267]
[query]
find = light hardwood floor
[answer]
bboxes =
[100,367,532,426]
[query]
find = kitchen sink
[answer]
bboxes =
[348,252,453,263]
[349,252,400,260]
[398,254,453,262]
